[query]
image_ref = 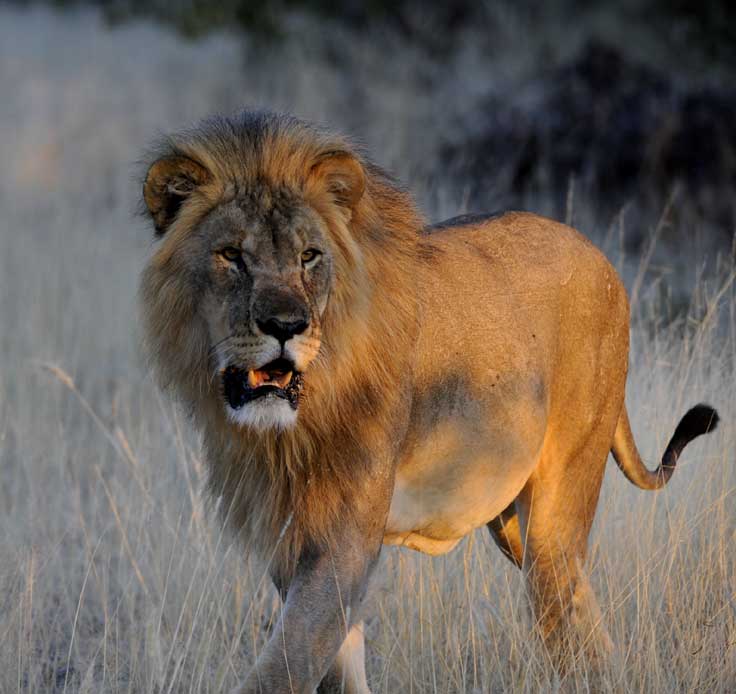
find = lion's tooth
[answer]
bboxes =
[247,370,259,388]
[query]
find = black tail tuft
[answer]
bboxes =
[673,404,719,442]
[663,404,719,472]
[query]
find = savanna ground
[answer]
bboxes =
[0,5,734,693]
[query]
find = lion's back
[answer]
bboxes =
[415,210,630,415]
[424,211,611,275]
[421,211,627,317]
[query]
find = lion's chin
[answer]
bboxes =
[225,398,299,432]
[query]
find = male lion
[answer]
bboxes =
[140,110,718,693]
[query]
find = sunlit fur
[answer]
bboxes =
[139,111,423,573]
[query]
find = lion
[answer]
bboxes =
[139,110,719,693]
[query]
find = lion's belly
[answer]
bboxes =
[384,420,543,555]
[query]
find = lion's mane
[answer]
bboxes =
[140,112,425,571]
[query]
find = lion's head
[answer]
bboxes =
[140,113,379,433]
[140,112,422,444]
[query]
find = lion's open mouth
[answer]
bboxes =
[222,358,303,410]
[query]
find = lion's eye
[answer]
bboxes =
[301,248,321,266]
[220,247,242,262]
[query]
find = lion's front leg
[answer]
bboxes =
[317,622,370,694]
[232,522,383,694]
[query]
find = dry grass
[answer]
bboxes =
[0,6,734,693]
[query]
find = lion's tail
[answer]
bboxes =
[611,403,719,490]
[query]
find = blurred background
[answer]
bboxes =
[4,0,736,291]
[1,2,734,692]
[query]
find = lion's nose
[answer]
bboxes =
[257,316,309,343]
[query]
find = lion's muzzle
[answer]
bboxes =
[217,291,319,429]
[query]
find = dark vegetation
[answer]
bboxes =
[31,0,736,70]
[443,39,736,235]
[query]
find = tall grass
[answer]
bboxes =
[0,7,733,693]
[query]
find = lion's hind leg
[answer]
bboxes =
[515,441,614,676]
[487,500,523,568]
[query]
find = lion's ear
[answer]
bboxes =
[143,156,211,235]
[309,151,365,211]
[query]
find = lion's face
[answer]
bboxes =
[198,185,333,430]
[142,124,367,434]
